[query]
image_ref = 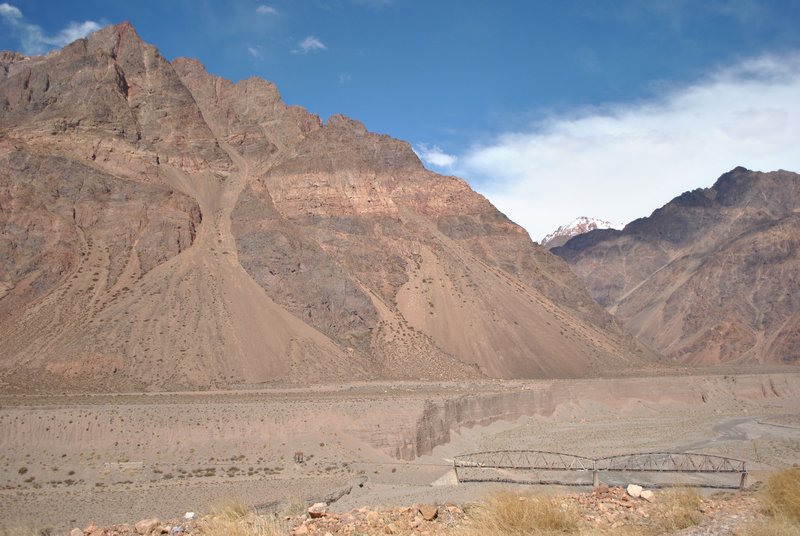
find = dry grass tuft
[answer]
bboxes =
[760,466,800,523]
[283,495,307,516]
[0,526,45,536]
[197,499,285,536]
[743,516,800,536]
[649,488,705,532]
[457,490,580,535]
[743,467,800,536]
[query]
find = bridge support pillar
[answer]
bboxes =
[592,461,600,489]
[739,471,748,490]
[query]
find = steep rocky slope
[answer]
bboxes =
[0,23,654,392]
[554,167,800,365]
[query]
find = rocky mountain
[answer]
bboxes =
[553,167,800,365]
[541,217,621,249]
[0,23,656,392]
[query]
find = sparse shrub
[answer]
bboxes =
[17,467,27,475]
[760,466,800,522]
[650,488,704,532]
[0,523,49,536]
[283,495,307,516]
[743,467,800,536]
[743,516,800,536]
[457,490,580,535]
[196,500,285,536]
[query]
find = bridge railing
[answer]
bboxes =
[452,450,748,489]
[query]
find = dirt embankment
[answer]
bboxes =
[404,373,800,459]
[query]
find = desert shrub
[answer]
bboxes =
[760,466,800,522]
[457,490,580,535]
[650,488,704,532]
[0,524,50,536]
[743,516,800,536]
[743,467,800,536]
[197,500,285,536]
[283,495,307,516]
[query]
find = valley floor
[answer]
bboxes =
[0,372,798,532]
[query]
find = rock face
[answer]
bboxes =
[0,23,654,392]
[541,216,621,249]
[554,167,800,365]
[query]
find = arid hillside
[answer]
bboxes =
[0,23,656,392]
[554,167,800,365]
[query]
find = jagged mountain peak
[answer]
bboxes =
[0,23,656,392]
[541,216,622,250]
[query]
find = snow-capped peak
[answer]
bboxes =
[541,217,622,249]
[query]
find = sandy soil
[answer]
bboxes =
[1,372,798,532]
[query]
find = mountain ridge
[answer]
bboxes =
[554,166,800,365]
[0,23,656,392]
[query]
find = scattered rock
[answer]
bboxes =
[308,502,328,518]
[418,504,438,521]
[135,518,161,534]
[69,529,83,536]
[640,490,655,502]
[626,484,643,498]
[293,524,309,535]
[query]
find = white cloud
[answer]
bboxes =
[247,45,263,59]
[0,2,101,55]
[415,143,457,169]
[0,3,22,20]
[454,53,800,242]
[256,5,278,15]
[294,35,326,54]
[48,20,102,46]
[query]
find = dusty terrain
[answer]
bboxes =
[1,372,798,532]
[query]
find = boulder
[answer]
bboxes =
[134,518,161,534]
[418,504,438,521]
[626,484,643,498]
[308,502,327,518]
[640,490,655,502]
[69,529,83,536]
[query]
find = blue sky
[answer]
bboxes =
[2,1,800,239]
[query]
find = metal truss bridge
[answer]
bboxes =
[452,450,748,489]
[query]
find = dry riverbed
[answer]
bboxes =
[0,373,798,532]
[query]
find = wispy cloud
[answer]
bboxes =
[453,53,800,241]
[415,143,457,169]
[0,2,101,55]
[294,35,326,54]
[256,5,278,15]
[338,73,352,84]
[247,45,264,59]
